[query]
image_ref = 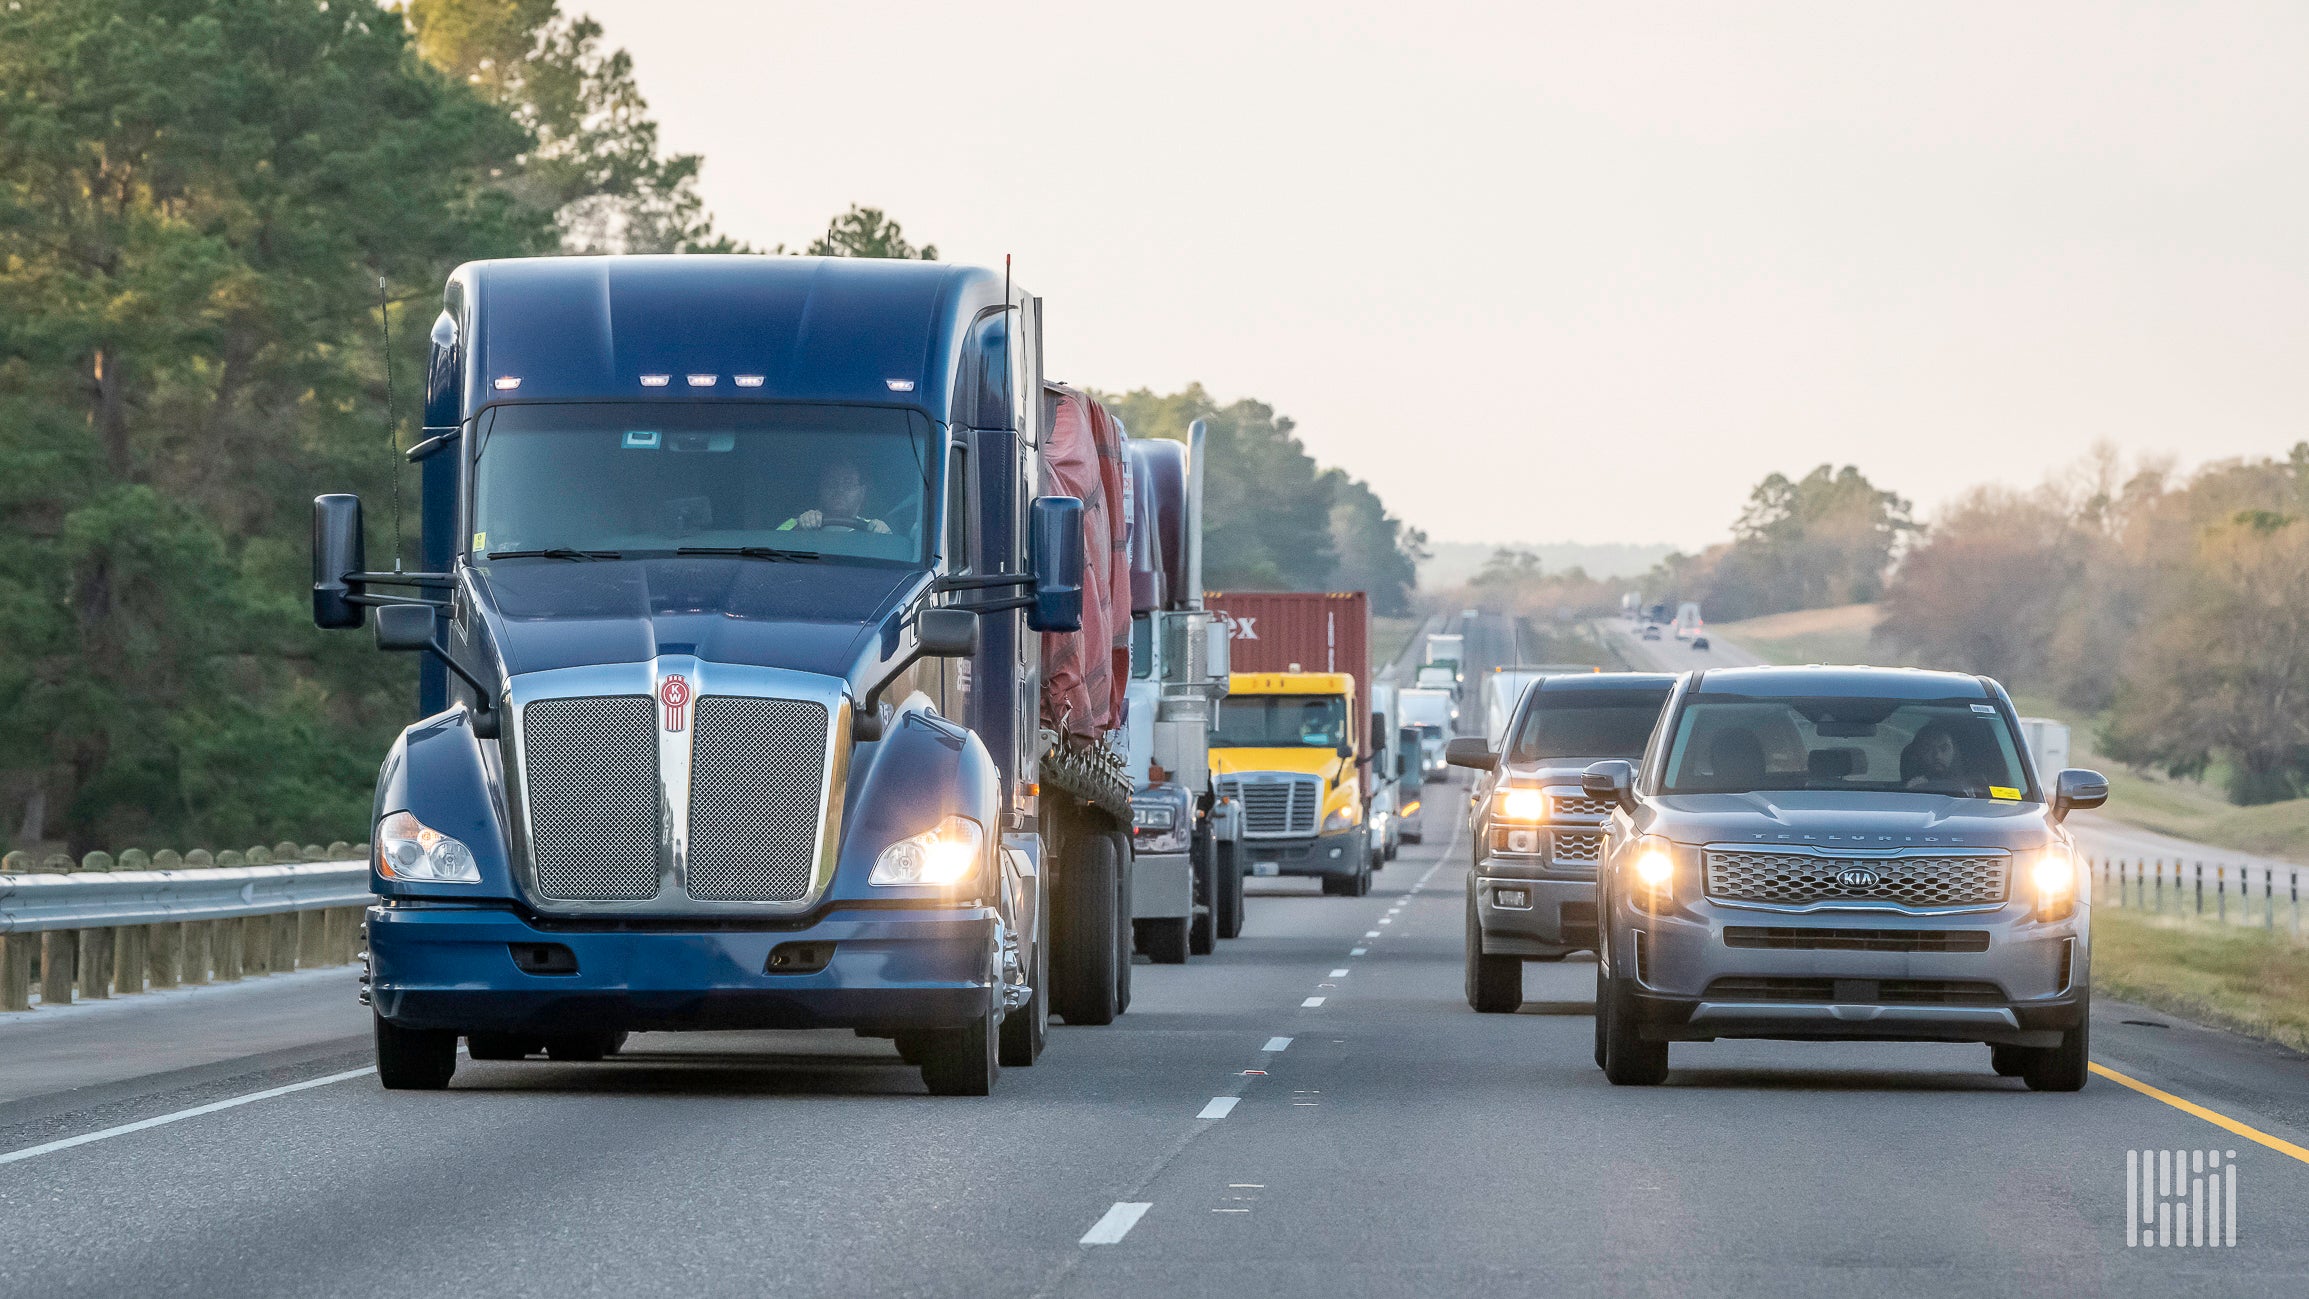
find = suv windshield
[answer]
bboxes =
[472,403,933,564]
[1661,695,2031,799]
[1214,695,1349,749]
[1509,688,1670,763]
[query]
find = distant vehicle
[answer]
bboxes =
[1583,665,2108,1090]
[1399,689,1456,778]
[1461,608,1480,621]
[1448,674,1677,1012]
[1641,626,1662,641]
[1394,724,1427,843]
[1674,601,1702,640]
[2018,717,2072,787]
[1413,724,1449,780]
[1415,663,1459,695]
[1482,664,1601,748]
[1691,636,1710,652]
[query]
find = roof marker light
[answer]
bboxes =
[686,374,717,387]
[493,376,521,390]
[734,375,765,388]
[639,374,670,387]
[885,378,916,392]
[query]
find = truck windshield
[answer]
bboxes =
[471,403,933,564]
[1214,695,1349,748]
[1510,689,1670,763]
[1660,695,2032,798]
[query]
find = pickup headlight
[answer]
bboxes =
[1322,801,1361,833]
[376,811,481,884]
[1630,835,1675,903]
[1497,787,1548,822]
[2031,847,2078,921]
[869,815,985,887]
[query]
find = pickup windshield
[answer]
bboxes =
[1509,688,1670,763]
[1661,695,2031,798]
[1214,695,1349,749]
[471,403,933,564]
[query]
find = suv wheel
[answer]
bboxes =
[1600,971,1669,1086]
[2020,1003,2090,1092]
[1464,891,1522,1013]
[1988,1044,2027,1077]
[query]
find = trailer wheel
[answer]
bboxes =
[374,1012,457,1091]
[1215,837,1245,940]
[1110,831,1135,1013]
[1051,830,1121,1026]
[919,998,1001,1097]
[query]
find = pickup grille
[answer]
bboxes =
[1221,776,1320,838]
[1704,850,2009,909]
[522,696,661,900]
[1551,830,1604,865]
[1550,793,1614,820]
[686,697,829,902]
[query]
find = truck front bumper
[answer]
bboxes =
[1239,829,1365,880]
[367,902,997,1036]
[1473,859,1598,955]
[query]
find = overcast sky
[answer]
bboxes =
[577,1,2309,550]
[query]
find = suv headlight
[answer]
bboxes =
[376,811,481,884]
[870,815,985,887]
[1629,835,1675,903]
[1322,801,1361,833]
[2031,847,2078,921]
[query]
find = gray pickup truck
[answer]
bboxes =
[1582,666,2107,1091]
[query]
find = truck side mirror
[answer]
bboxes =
[1027,495,1083,632]
[916,607,981,658]
[1582,759,1637,810]
[375,603,436,652]
[312,494,366,630]
[2050,768,2109,822]
[1445,738,1495,770]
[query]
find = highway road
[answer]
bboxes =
[6,614,2309,1296]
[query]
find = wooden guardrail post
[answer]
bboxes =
[1,933,31,1012]
[271,907,300,973]
[41,931,76,1004]
[297,908,326,967]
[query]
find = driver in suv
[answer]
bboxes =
[1584,666,2107,1090]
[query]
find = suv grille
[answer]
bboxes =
[522,696,660,900]
[686,697,829,902]
[1702,976,2006,1005]
[1722,926,1992,953]
[1704,850,2008,909]
[1221,776,1320,838]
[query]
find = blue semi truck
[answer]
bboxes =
[310,255,1140,1095]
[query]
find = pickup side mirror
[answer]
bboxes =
[2051,768,2109,822]
[375,603,436,652]
[1027,495,1083,633]
[1445,737,1496,770]
[916,607,981,658]
[312,494,366,630]
[1583,759,1637,810]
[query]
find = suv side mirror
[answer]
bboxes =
[375,603,436,652]
[1027,495,1083,632]
[312,494,366,630]
[2051,768,2109,822]
[1445,737,1495,770]
[1583,759,1637,810]
[916,607,981,658]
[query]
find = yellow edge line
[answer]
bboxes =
[2089,1062,2309,1165]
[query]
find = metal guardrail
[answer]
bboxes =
[0,863,373,935]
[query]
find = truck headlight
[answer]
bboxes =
[1630,836,1675,902]
[1497,788,1548,822]
[1322,802,1361,833]
[870,815,985,887]
[376,811,481,884]
[2031,848,2078,921]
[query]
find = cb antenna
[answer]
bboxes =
[378,266,405,574]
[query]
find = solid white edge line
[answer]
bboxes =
[0,1066,378,1168]
[1197,1096,1240,1120]
[1302,996,1326,1007]
[1263,1036,1293,1052]
[1081,1201,1153,1245]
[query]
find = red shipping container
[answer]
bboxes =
[1204,590,1372,754]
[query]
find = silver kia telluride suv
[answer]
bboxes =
[1583,666,2108,1090]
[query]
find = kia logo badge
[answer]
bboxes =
[1836,866,1879,889]
[660,674,692,732]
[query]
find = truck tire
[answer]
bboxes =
[467,1034,541,1061]
[1600,970,1670,1086]
[1051,830,1121,1026]
[2021,1004,2090,1093]
[374,1012,457,1091]
[1465,891,1522,1012]
[1110,831,1135,1014]
[1143,916,1190,965]
[1189,832,1218,955]
[999,880,1049,1067]
[1215,838,1245,940]
[919,1000,1001,1097]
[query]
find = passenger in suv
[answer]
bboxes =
[1583,666,2107,1090]
[1446,673,1676,1012]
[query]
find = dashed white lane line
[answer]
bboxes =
[1350,947,1367,956]
[1263,1036,1293,1052]
[1197,1096,1240,1120]
[1378,918,1392,925]
[1364,930,1381,938]
[1329,968,1350,977]
[0,1066,377,1168]
[1302,996,1326,1008]
[1081,1202,1153,1245]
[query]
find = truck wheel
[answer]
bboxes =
[999,929,1048,1067]
[1989,1044,2027,1077]
[1465,892,1522,1013]
[546,1031,624,1063]
[919,1001,1001,1097]
[374,1012,457,1091]
[1216,838,1245,939]
[1601,972,1669,1086]
[1110,832,1135,1014]
[1144,916,1190,965]
[1051,831,1121,1026]
[1189,841,1218,956]
[2021,1005,2090,1093]
[1321,874,1353,896]
[467,1034,541,1061]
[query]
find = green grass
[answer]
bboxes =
[1371,616,1421,675]
[1711,604,1890,667]
[2094,908,2309,1052]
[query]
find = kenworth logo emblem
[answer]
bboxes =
[1836,866,1881,889]
[659,674,692,732]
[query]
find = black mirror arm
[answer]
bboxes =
[933,572,1034,593]
[943,594,1036,615]
[421,635,502,738]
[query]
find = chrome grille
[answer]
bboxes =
[522,696,660,900]
[687,697,829,902]
[1221,776,1320,838]
[1703,850,2009,909]
[1551,830,1604,865]
[1550,793,1613,820]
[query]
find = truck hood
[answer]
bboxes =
[1210,747,1353,784]
[467,557,920,685]
[1647,789,2054,853]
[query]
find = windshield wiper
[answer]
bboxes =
[486,548,622,561]
[674,546,821,562]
